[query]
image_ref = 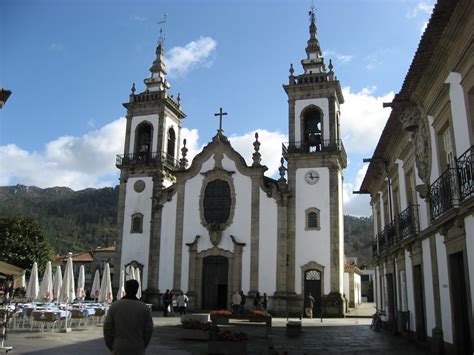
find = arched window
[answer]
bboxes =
[135,122,153,160]
[167,127,176,159]
[203,179,231,225]
[131,213,143,234]
[305,208,321,230]
[302,107,322,152]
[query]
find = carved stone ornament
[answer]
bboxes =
[133,179,146,193]
[209,223,224,247]
[414,113,431,185]
[399,105,421,132]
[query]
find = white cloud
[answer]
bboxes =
[323,50,353,64]
[420,20,429,34]
[49,43,65,54]
[165,37,217,77]
[406,1,434,19]
[130,15,147,22]
[229,130,288,177]
[341,86,394,155]
[343,164,371,216]
[0,118,126,190]
[364,48,395,71]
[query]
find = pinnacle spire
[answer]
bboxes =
[301,6,325,75]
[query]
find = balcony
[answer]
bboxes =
[116,151,181,170]
[457,145,474,200]
[428,145,474,221]
[282,139,347,164]
[398,205,419,240]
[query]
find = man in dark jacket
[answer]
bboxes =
[104,280,153,355]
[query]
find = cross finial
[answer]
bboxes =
[214,107,228,134]
[158,14,168,47]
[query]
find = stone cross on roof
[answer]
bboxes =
[214,107,228,134]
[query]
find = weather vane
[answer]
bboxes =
[309,1,316,23]
[158,14,168,47]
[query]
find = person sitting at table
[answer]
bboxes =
[103,280,153,355]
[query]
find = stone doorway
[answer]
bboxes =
[413,264,426,341]
[449,251,472,354]
[304,269,322,317]
[386,273,395,329]
[202,255,228,310]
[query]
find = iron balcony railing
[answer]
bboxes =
[374,221,396,256]
[116,151,181,170]
[429,168,459,220]
[428,145,474,220]
[398,204,419,240]
[457,145,474,200]
[282,139,347,163]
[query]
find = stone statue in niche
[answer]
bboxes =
[209,223,224,247]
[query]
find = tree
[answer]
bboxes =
[0,216,53,274]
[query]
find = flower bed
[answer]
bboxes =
[208,330,248,354]
[209,309,232,315]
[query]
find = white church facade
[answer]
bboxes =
[114,10,347,316]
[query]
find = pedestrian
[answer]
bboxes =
[231,291,241,314]
[169,291,176,317]
[103,279,153,355]
[163,289,170,317]
[262,293,268,311]
[239,290,246,314]
[305,292,315,319]
[253,291,261,310]
[176,291,189,315]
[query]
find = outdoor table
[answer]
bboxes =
[71,308,95,316]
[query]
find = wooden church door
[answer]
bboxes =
[304,269,322,316]
[202,256,228,310]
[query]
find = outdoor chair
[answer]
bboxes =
[21,308,34,328]
[70,309,87,327]
[92,308,106,324]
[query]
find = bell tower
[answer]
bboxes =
[114,39,187,296]
[283,8,346,317]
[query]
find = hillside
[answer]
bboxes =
[0,185,119,254]
[0,185,374,265]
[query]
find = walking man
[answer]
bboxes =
[103,279,153,355]
[176,291,189,315]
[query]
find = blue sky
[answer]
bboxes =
[0,0,435,216]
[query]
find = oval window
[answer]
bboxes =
[203,179,231,224]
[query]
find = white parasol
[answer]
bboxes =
[134,267,142,299]
[90,269,101,301]
[25,262,39,301]
[39,261,53,302]
[59,257,75,303]
[116,269,125,300]
[52,265,63,300]
[125,265,136,281]
[76,265,85,300]
[98,263,113,304]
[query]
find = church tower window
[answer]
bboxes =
[167,127,176,159]
[306,208,321,230]
[203,179,231,225]
[131,213,143,233]
[302,107,322,152]
[135,122,153,160]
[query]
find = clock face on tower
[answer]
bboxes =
[304,170,320,185]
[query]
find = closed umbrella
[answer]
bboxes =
[125,265,135,281]
[116,270,125,300]
[59,257,75,303]
[39,261,53,302]
[98,263,113,304]
[76,265,85,300]
[90,269,101,301]
[26,262,39,302]
[52,265,62,300]
[134,268,142,299]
